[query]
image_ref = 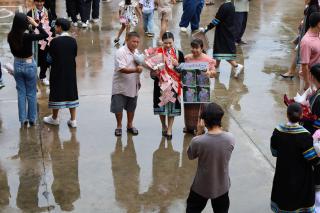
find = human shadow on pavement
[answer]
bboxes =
[50,128,80,212]
[111,134,141,213]
[16,128,52,212]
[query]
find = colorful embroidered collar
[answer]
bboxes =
[276,123,310,134]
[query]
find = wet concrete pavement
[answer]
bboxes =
[0,0,304,212]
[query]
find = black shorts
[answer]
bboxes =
[110,94,138,113]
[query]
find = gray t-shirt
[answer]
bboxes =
[187,132,235,198]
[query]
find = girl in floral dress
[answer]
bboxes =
[114,0,142,45]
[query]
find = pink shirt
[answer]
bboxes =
[112,45,140,98]
[185,54,216,71]
[300,30,320,68]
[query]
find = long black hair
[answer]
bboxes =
[7,13,29,53]
[125,0,132,5]
[305,0,320,15]
[162,31,174,41]
[309,0,320,10]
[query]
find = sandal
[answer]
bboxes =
[127,127,139,136]
[166,134,172,140]
[115,128,122,136]
[162,128,168,136]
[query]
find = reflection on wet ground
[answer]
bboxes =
[0,0,304,212]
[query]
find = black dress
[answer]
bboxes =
[212,1,236,61]
[153,49,185,116]
[48,35,79,109]
[270,123,320,212]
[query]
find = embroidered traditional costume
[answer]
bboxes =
[48,32,79,109]
[152,47,184,116]
[27,7,54,62]
[206,0,236,61]
[271,123,320,213]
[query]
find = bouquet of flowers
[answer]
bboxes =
[144,47,165,70]
[284,94,317,122]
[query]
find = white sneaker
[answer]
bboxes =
[41,78,50,86]
[92,18,100,23]
[234,64,244,78]
[180,27,187,33]
[67,119,77,128]
[81,21,89,28]
[43,115,59,126]
[72,22,78,27]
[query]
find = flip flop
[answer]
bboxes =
[162,129,167,136]
[127,127,139,135]
[115,128,122,136]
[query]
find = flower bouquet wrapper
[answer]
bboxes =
[313,130,320,157]
[144,47,164,71]
[133,52,145,65]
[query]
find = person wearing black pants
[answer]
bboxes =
[66,0,80,26]
[27,0,54,86]
[234,0,250,45]
[44,0,57,20]
[186,103,235,212]
[79,0,100,27]
[187,191,230,213]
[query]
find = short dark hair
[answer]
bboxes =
[127,31,140,39]
[55,18,70,31]
[200,102,224,128]
[309,12,320,28]
[287,103,302,123]
[311,63,320,82]
[162,31,174,41]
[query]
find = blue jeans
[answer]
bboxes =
[143,10,154,33]
[179,0,204,31]
[13,58,37,123]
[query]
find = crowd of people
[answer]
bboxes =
[2,0,320,212]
